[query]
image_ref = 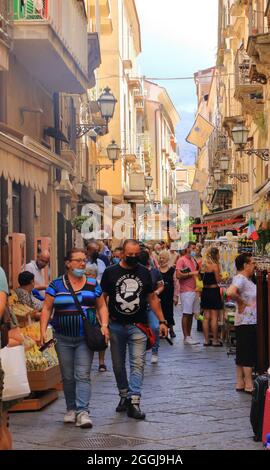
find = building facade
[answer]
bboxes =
[192,0,270,233]
[0,0,101,282]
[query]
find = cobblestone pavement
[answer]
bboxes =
[10,315,263,451]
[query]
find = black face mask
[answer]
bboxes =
[91,252,99,262]
[125,256,140,268]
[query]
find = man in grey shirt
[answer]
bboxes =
[25,250,50,298]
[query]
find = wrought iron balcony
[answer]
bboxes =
[208,130,231,173]
[12,0,89,93]
[249,9,269,37]
[234,46,266,114]
[247,8,270,71]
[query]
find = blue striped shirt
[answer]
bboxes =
[46,276,102,337]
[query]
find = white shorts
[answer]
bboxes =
[180,292,201,315]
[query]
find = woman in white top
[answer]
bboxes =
[226,253,257,394]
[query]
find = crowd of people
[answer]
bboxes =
[0,237,258,447]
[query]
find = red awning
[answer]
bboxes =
[192,217,244,229]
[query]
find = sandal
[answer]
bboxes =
[203,342,212,347]
[235,388,245,392]
[98,364,107,372]
[212,341,223,347]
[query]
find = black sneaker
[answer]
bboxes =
[116,397,129,412]
[127,402,146,420]
[169,328,176,339]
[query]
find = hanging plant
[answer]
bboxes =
[72,215,89,233]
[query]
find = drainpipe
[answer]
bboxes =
[95,0,101,91]
[155,105,163,201]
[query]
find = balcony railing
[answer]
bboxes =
[0,0,12,47]
[249,10,270,36]
[235,48,252,86]
[13,0,48,20]
[12,0,88,76]
[208,131,229,172]
[235,48,266,84]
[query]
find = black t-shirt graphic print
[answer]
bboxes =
[101,264,154,324]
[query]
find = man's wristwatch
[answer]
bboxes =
[159,320,168,325]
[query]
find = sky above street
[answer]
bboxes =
[136,0,218,163]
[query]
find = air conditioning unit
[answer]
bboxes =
[129,173,145,191]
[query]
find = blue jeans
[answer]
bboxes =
[109,322,147,399]
[147,309,160,354]
[55,334,94,412]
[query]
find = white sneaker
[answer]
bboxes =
[75,411,93,429]
[151,354,158,364]
[184,336,200,345]
[64,410,76,424]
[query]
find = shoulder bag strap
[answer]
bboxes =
[64,274,87,321]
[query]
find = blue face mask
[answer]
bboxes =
[191,251,196,258]
[72,268,86,278]
[112,257,120,265]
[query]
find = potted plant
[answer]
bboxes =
[72,215,89,233]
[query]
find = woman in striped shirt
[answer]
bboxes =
[40,248,109,429]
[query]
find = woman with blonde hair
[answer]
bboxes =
[200,247,223,346]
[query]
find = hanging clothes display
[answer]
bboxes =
[203,237,239,283]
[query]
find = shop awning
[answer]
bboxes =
[215,221,247,232]
[186,114,214,149]
[0,148,48,193]
[192,218,244,229]
[203,203,254,222]
[0,130,73,194]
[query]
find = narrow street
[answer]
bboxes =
[10,316,262,451]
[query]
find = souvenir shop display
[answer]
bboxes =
[10,323,61,412]
[238,237,254,255]
[203,233,239,283]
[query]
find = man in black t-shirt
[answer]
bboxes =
[101,240,168,420]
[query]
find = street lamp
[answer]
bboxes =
[214,168,222,182]
[97,87,118,132]
[76,87,117,138]
[231,123,269,161]
[94,140,120,173]
[107,140,120,169]
[231,123,249,149]
[149,189,156,202]
[219,152,230,171]
[145,175,153,190]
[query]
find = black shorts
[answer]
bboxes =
[236,324,257,367]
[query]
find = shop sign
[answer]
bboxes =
[193,226,208,235]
